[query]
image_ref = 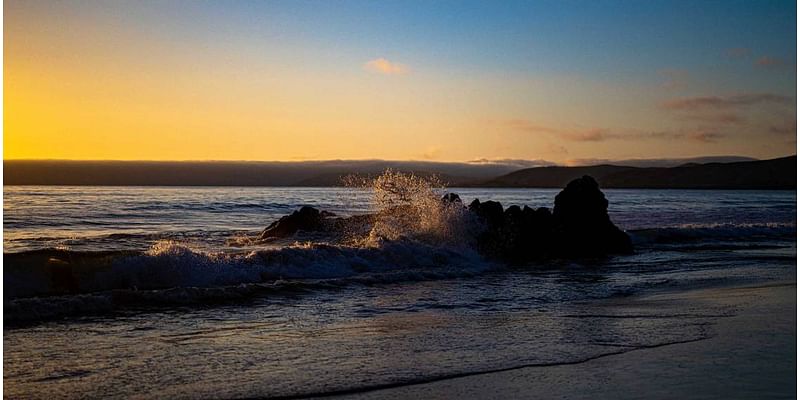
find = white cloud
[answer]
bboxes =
[364,58,409,75]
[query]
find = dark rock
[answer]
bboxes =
[468,200,506,255]
[468,199,481,213]
[258,206,325,240]
[534,207,552,220]
[553,175,608,222]
[441,193,462,204]
[473,200,504,229]
[257,176,632,260]
[256,206,374,242]
[504,205,522,219]
[520,205,537,226]
[465,176,630,261]
[519,206,551,245]
[551,175,632,255]
[494,205,555,262]
[503,205,524,238]
[500,205,527,262]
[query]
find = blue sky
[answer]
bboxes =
[5,0,797,162]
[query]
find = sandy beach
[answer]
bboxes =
[337,282,797,400]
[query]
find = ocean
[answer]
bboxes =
[3,185,796,399]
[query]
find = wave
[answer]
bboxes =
[7,221,796,324]
[5,172,796,324]
[5,220,794,287]
[5,222,794,299]
[629,222,796,247]
[4,239,494,322]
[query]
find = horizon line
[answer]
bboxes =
[3,154,789,164]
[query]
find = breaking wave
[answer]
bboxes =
[6,240,490,295]
[5,171,795,324]
[4,240,491,323]
[6,220,795,324]
[5,171,500,323]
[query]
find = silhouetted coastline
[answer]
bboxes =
[3,155,795,189]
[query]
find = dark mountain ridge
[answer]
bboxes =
[480,155,796,189]
[4,156,795,189]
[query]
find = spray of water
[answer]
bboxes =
[344,169,477,247]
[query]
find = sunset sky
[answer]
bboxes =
[4,0,797,164]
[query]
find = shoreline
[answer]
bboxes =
[327,281,797,400]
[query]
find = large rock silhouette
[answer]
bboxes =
[551,175,632,256]
[258,175,632,260]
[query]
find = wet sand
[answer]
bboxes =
[336,282,796,400]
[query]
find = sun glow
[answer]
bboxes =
[4,1,795,163]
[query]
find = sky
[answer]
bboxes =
[4,0,797,164]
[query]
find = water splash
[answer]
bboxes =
[345,169,478,247]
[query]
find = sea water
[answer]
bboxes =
[3,186,796,399]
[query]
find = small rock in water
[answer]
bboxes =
[441,193,462,204]
[258,206,325,240]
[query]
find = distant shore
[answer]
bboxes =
[335,282,797,400]
[4,155,795,189]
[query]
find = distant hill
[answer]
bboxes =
[568,156,758,168]
[2,160,521,187]
[479,155,796,189]
[5,156,795,189]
